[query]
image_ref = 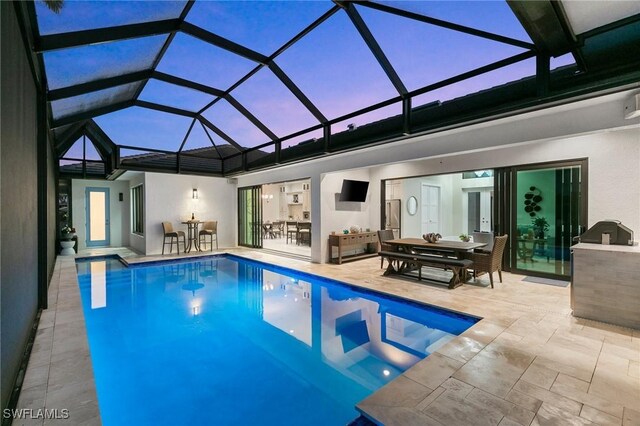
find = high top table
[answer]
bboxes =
[181,220,203,252]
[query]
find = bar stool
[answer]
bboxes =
[162,222,186,254]
[199,221,218,251]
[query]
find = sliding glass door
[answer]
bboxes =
[238,186,262,248]
[510,161,586,278]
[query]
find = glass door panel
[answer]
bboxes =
[238,186,262,248]
[86,187,110,246]
[513,163,584,278]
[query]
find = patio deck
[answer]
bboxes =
[17,247,640,426]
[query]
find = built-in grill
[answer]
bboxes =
[578,220,634,245]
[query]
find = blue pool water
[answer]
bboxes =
[76,255,479,426]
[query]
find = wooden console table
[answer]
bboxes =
[329,232,378,264]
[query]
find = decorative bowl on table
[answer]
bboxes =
[422,233,442,243]
[349,226,360,234]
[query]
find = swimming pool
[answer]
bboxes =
[76,254,479,425]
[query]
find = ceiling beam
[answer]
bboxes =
[225,95,278,141]
[47,69,227,101]
[355,1,535,50]
[85,119,117,157]
[55,121,87,156]
[338,2,407,96]
[131,1,195,103]
[180,22,269,64]
[153,71,226,96]
[268,62,328,124]
[48,69,153,101]
[36,19,181,52]
[134,100,197,117]
[199,121,224,160]
[198,116,244,151]
[177,118,197,152]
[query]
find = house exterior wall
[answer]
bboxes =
[141,173,237,254]
[237,91,640,263]
[71,179,131,250]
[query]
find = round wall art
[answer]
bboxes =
[523,186,543,217]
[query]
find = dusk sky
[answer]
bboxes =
[36,1,575,159]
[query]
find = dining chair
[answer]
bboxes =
[286,221,298,244]
[466,234,508,288]
[377,229,396,269]
[162,222,186,255]
[272,221,284,239]
[198,221,218,251]
[471,231,494,253]
[297,222,311,246]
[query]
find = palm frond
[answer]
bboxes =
[42,0,64,14]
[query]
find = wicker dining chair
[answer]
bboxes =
[466,234,508,288]
[198,221,218,251]
[162,222,186,255]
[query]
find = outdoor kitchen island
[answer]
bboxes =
[571,242,640,329]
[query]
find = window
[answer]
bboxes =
[131,185,144,235]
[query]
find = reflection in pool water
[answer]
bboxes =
[76,255,479,426]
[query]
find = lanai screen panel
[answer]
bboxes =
[202,100,271,149]
[185,1,332,55]
[156,33,257,91]
[94,107,194,151]
[357,5,528,92]
[43,36,168,90]
[372,0,532,42]
[139,80,215,113]
[412,58,537,107]
[51,82,141,120]
[35,0,186,35]
[275,11,399,120]
[230,67,320,139]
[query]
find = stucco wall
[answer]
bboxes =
[71,179,131,250]
[142,173,237,254]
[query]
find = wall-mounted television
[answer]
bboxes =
[339,179,369,202]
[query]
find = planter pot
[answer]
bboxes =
[60,240,75,256]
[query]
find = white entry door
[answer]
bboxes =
[464,188,493,233]
[421,184,440,234]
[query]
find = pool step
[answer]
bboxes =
[347,415,376,426]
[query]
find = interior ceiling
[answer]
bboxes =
[22,0,640,177]
[561,0,640,34]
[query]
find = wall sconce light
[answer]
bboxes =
[261,194,274,203]
[192,188,199,199]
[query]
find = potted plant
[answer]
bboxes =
[531,217,549,239]
[60,225,76,255]
[459,233,471,242]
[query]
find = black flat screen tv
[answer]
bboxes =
[339,179,369,202]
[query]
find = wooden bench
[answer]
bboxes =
[379,251,473,289]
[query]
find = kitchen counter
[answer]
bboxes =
[571,242,640,329]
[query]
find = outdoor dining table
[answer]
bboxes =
[384,238,487,283]
[386,238,487,257]
[181,220,203,252]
